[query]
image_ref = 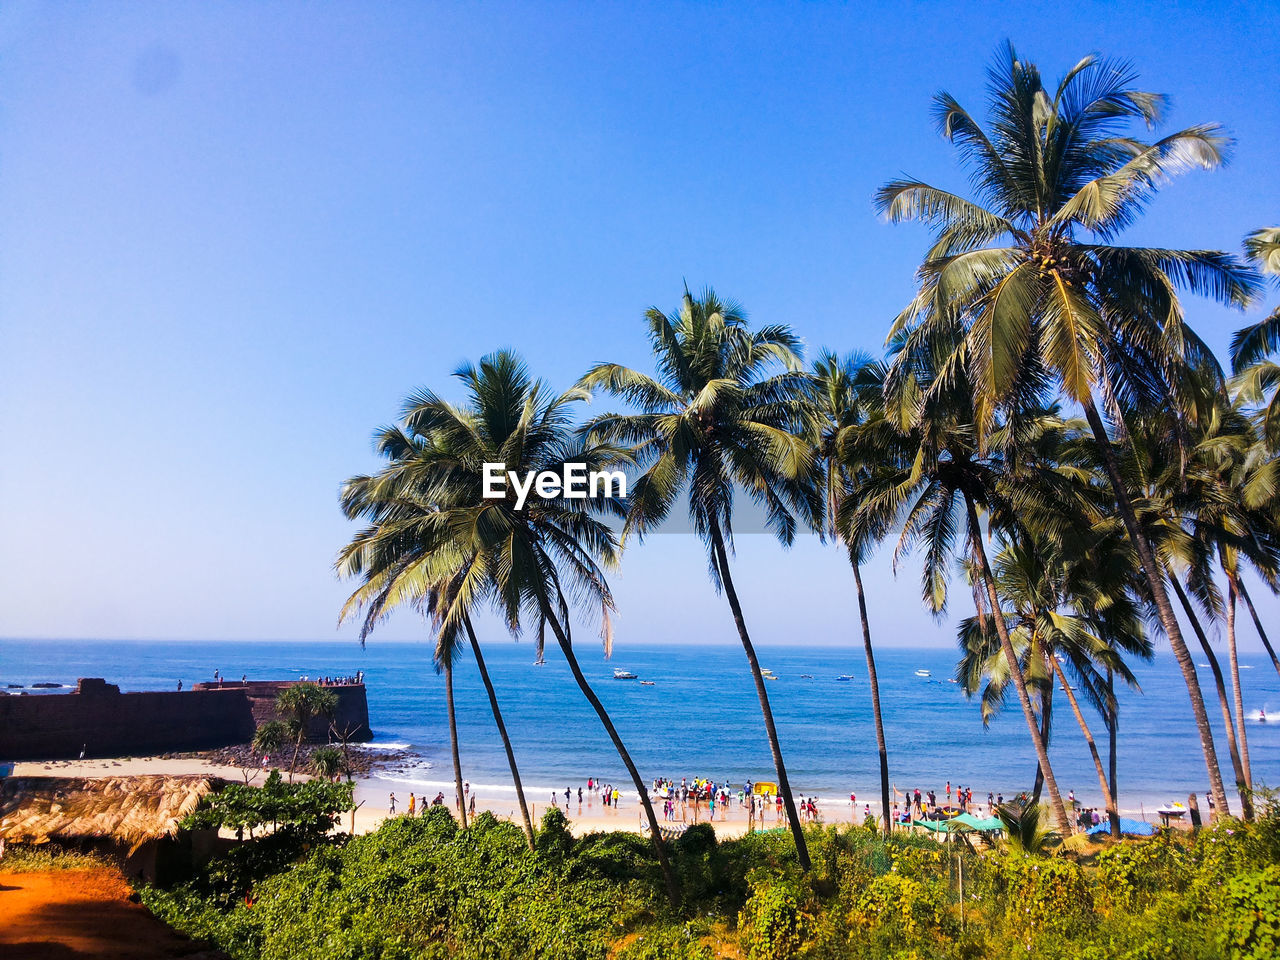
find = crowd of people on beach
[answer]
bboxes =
[390,780,479,820]
[381,773,1184,835]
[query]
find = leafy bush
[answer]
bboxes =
[1219,864,1280,959]
[738,873,810,960]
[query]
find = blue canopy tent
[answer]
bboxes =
[1087,818,1155,837]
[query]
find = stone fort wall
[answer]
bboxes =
[0,678,371,761]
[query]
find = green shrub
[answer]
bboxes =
[850,871,951,942]
[739,874,810,960]
[1219,864,1280,959]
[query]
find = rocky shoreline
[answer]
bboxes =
[162,743,412,778]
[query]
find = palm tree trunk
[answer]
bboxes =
[1169,575,1252,820]
[1083,398,1229,815]
[444,659,467,828]
[1226,573,1252,791]
[463,615,534,848]
[709,518,812,868]
[1236,577,1280,679]
[1107,668,1120,839]
[289,734,302,784]
[963,494,1073,836]
[538,599,680,908]
[1031,679,1053,804]
[1050,659,1116,837]
[850,555,891,838]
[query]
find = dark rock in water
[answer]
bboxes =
[6,684,22,688]
[30,682,62,689]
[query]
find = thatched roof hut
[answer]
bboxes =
[0,775,223,850]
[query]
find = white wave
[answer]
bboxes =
[353,740,412,751]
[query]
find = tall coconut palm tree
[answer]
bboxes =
[338,489,491,835]
[876,45,1261,814]
[852,339,1077,836]
[351,351,680,905]
[580,288,820,869]
[808,350,894,834]
[957,534,1150,838]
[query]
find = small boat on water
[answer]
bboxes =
[760,668,775,676]
[835,675,855,682]
[799,674,814,679]
[1260,708,1267,723]
[914,669,931,678]
[613,668,638,680]
[639,680,655,686]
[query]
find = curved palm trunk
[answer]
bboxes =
[538,600,680,907]
[1169,576,1252,820]
[444,659,467,828]
[1083,399,1229,815]
[1031,679,1054,804]
[1050,659,1116,836]
[1237,578,1280,680]
[963,494,1073,836]
[851,557,891,837]
[1226,575,1252,792]
[1106,668,1120,839]
[709,519,812,867]
[463,615,534,848]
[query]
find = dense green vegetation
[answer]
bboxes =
[144,794,1280,959]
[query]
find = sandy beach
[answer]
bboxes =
[13,754,1199,839]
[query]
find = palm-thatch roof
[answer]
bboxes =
[0,776,224,847]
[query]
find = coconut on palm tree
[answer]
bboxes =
[580,288,821,870]
[876,44,1260,815]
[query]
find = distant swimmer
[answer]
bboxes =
[1261,708,1268,723]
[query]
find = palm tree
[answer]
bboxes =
[251,719,289,767]
[996,802,1062,856]
[957,534,1150,838]
[809,350,893,835]
[309,745,347,782]
[1230,227,1280,681]
[338,488,531,842]
[876,45,1260,815]
[580,289,820,870]
[350,351,680,905]
[275,683,338,783]
[851,340,1077,836]
[1232,228,1280,448]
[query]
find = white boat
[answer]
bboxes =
[613,668,638,680]
[835,675,855,682]
[639,680,655,686]
[760,668,775,676]
[914,669,931,678]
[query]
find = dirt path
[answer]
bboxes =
[0,868,226,959]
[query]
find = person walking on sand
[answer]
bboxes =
[389,793,397,815]
[408,793,416,817]
[469,794,476,818]
[612,787,620,808]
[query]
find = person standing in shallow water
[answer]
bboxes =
[388,793,396,815]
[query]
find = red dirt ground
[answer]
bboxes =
[0,868,227,959]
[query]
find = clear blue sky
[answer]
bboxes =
[2,1,1278,649]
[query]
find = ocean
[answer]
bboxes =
[2,638,1276,811]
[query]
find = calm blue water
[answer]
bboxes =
[2,639,1277,810]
